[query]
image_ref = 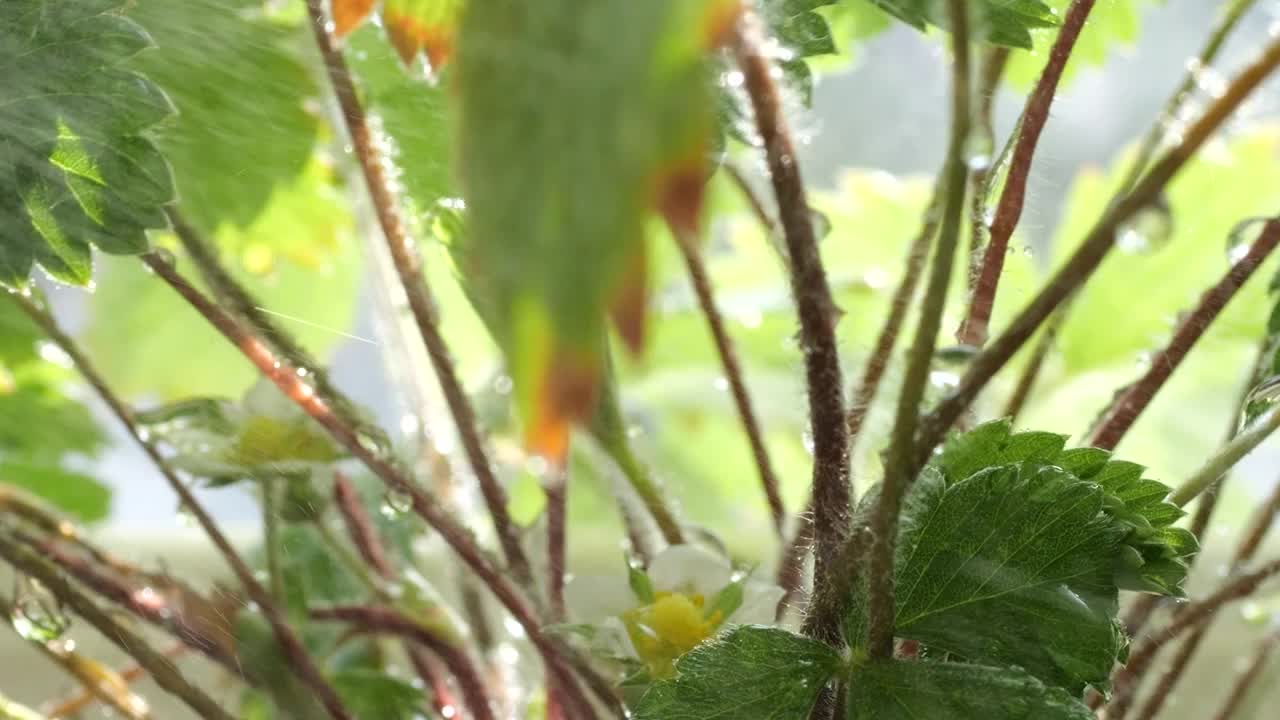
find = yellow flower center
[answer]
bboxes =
[623,591,726,678]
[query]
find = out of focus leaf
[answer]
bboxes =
[334,0,463,70]
[454,0,729,459]
[0,0,175,288]
[0,462,109,523]
[866,0,1060,49]
[1004,0,1153,88]
[126,0,321,237]
[82,166,359,400]
[329,670,424,720]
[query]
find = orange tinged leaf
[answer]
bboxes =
[384,9,454,70]
[332,0,377,38]
[525,350,601,465]
[701,0,744,49]
[609,243,649,355]
[656,161,708,238]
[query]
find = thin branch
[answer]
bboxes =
[0,531,235,720]
[13,532,240,674]
[957,0,1098,347]
[330,475,477,720]
[866,0,972,660]
[732,7,850,648]
[918,33,1280,468]
[312,606,495,720]
[672,228,786,535]
[1115,0,1262,195]
[1208,625,1280,720]
[1105,556,1280,715]
[545,468,568,620]
[139,253,602,718]
[1000,307,1066,422]
[165,209,369,438]
[261,480,285,603]
[966,46,1010,292]
[6,292,349,720]
[1090,218,1280,449]
[724,160,780,240]
[302,0,532,587]
[1127,469,1280,720]
[1171,404,1280,507]
[45,645,189,720]
[0,693,46,720]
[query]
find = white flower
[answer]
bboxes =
[564,544,783,678]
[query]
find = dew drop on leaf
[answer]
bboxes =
[964,131,993,171]
[10,577,71,643]
[1239,375,1280,431]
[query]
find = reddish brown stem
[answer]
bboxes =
[673,229,786,536]
[958,0,1098,346]
[313,606,496,720]
[1129,473,1280,720]
[333,473,394,579]
[0,532,236,720]
[8,292,350,720]
[1104,556,1280,716]
[545,469,568,620]
[966,46,1010,292]
[1000,307,1066,422]
[1090,219,1280,449]
[1208,625,1280,720]
[732,11,850,649]
[140,253,600,717]
[919,34,1280,470]
[303,0,532,588]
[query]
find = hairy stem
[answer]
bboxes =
[957,0,1098,346]
[866,0,972,660]
[545,468,568,620]
[303,0,532,587]
[673,228,785,535]
[1105,556,1280,715]
[1115,0,1262,194]
[1000,307,1066,422]
[1171,405,1280,507]
[7,292,348,719]
[732,8,850,648]
[1090,218,1280,449]
[966,46,1010,292]
[0,532,235,720]
[139,253,602,717]
[918,33,1280,468]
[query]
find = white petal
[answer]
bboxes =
[648,544,732,599]
[730,582,785,626]
[564,575,635,621]
[241,376,299,420]
[595,616,638,660]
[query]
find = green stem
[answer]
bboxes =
[314,520,386,600]
[262,480,285,604]
[1170,408,1280,506]
[865,0,973,660]
[0,693,47,720]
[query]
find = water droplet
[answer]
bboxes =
[381,489,414,518]
[928,370,960,394]
[36,342,72,368]
[11,578,70,642]
[294,367,309,378]
[801,430,814,456]
[810,207,831,241]
[964,131,994,171]
[174,503,196,528]
[150,247,176,268]
[1116,193,1174,255]
[525,455,550,478]
[713,377,730,393]
[934,344,979,367]
[492,374,513,395]
[1225,217,1271,265]
[1240,601,1267,624]
[399,413,421,436]
[1240,375,1280,431]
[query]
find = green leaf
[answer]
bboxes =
[454,0,724,456]
[0,0,175,288]
[935,420,1196,597]
[125,0,320,236]
[0,462,110,523]
[879,464,1127,692]
[329,670,424,720]
[865,0,1060,49]
[1004,1,1153,89]
[846,660,1093,719]
[632,626,841,720]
